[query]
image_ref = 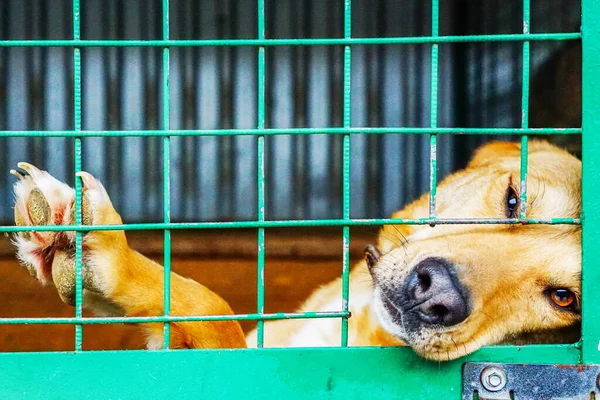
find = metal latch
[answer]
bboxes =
[462,362,600,400]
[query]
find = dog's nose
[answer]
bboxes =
[404,258,469,326]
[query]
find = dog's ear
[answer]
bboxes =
[467,141,520,169]
[364,245,382,270]
[467,140,569,169]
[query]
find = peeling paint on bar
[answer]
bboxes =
[340,0,352,348]
[0,311,350,325]
[72,0,83,352]
[0,217,580,234]
[161,0,172,350]
[0,128,581,137]
[0,33,581,47]
[256,0,266,348]
[429,0,439,224]
[582,0,600,364]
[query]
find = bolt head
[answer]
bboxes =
[480,366,507,392]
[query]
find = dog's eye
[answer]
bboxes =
[549,289,576,308]
[505,186,519,218]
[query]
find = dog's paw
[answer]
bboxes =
[11,162,75,284]
[50,171,126,306]
[11,165,123,307]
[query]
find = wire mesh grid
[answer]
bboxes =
[0,0,582,353]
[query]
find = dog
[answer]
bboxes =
[11,139,581,360]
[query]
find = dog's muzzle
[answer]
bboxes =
[381,257,470,332]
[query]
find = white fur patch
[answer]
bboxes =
[145,334,163,350]
[286,291,373,347]
[372,287,409,341]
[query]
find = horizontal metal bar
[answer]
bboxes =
[0,33,580,47]
[0,345,581,399]
[0,311,349,325]
[0,127,582,138]
[0,217,580,233]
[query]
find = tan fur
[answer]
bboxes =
[11,140,582,360]
[11,165,246,349]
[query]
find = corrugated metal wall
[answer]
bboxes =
[0,0,581,223]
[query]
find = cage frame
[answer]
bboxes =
[0,0,593,398]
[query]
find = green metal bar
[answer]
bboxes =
[0,33,581,47]
[72,0,83,352]
[429,0,439,219]
[0,127,580,138]
[162,0,171,349]
[582,0,600,364]
[0,346,581,400]
[341,0,351,347]
[256,0,266,348]
[0,312,350,325]
[0,217,580,234]
[519,0,530,219]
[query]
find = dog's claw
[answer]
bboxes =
[17,162,41,178]
[76,171,99,190]
[10,169,25,180]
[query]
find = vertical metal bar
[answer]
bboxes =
[519,0,530,219]
[429,0,438,221]
[72,0,83,352]
[341,0,351,347]
[264,0,275,219]
[256,0,266,348]
[581,0,600,364]
[162,0,171,349]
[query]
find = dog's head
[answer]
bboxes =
[367,140,581,361]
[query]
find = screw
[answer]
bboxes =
[480,366,507,392]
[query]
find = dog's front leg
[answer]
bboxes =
[11,164,246,349]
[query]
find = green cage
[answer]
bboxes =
[0,0,594,398]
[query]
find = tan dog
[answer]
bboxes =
[11,140,581,360]
[247,140,582,360]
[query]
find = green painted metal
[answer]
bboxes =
[256,0,266,348]
[0,127,582,137]
[340,0,352,348]
[519,0,530,219]
[429,0,439,219]
[0,33,581,47]
[582,0,600,364]
[0,217,579,235]
[0,311,349,325]
[0,346,580,400]
[72,0,83,352]
[0,0,589,397]
[162,0,172,349]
